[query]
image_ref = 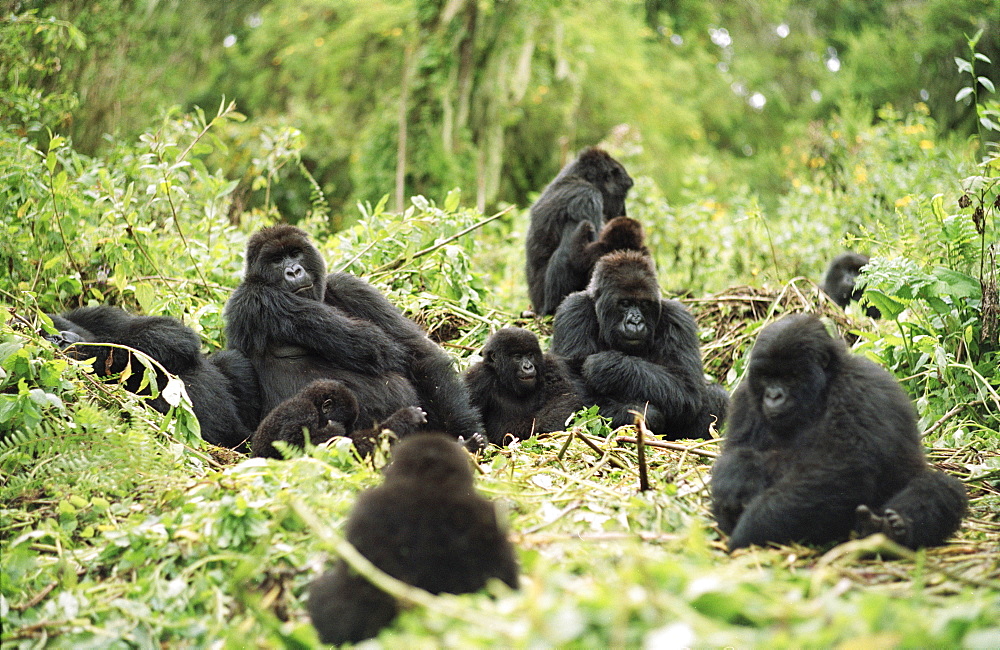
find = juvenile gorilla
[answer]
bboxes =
[711,314,967,551]
[250,379,426,458]
[525,147,643,315]
[46,306,257,449]
[464,327,583,445]
[307,433,520,644]
[224,225,483,447]
[551,250,728,439]
[821,251,880,318]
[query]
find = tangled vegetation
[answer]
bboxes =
[2,4,999,648]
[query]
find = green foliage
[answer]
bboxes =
[2,3,999,648]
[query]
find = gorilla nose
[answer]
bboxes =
[285,264,306,281]
[763,386,786,409]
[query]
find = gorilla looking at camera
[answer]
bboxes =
[525,147,643,315]
[711,314,967,551]
[224,225,483,447]
[464,327,583,445]
[550,250,727,439]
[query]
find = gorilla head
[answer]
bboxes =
[480,327,542,397]
[300,379,359,436]
[821,252,880,318]
[743,314,840,435]
[245,225,327,301]
[590,250,662,353]
[382,433,475,492]
[564,147,634,219]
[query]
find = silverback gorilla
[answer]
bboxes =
[525,147,643,315]
[711,314,967,551]
[307,434,519,644]
[250,379,426,458]
[45,306,258,449]
[821,251,881,318]
[223,225,483,447]
[550,251,728,439]
[464,327,583,445]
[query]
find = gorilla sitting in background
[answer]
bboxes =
[224,225,484,449]
[307,433,520,645]
[550,250,728,439]
[45,306,258,449]
[821,251,880,318]
[525,147,644,315]
[464,327,583,445]
[250,379,426,458]
[711,314,967,551]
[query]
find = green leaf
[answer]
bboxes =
[978,76,996,93]
[955,57,973,74]
[974,53,992,65]
[955,87,974,103]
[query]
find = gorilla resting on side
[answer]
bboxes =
[223,225,483,448]
[550,250,727,439]
[821,251,880,318]
[307,433,519,644]
[45,306,258,449]
[464,327,583,445]
[525,147,644,315]
[711,314,967,551]
[250,379,426,458]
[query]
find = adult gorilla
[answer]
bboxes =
[550,251,727,439]
[525,147,642,315]
[45,306,258,449]
[224,225,483,445]
[711,314,967,551]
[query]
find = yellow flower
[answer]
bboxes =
[895,195,913,208]
[903,124,926,135]
[808,156,826,168]
[919,139,934,150]
[853,164,868,183]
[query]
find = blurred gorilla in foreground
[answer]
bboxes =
[307,434,519,644]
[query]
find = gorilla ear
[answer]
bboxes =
[484,350,496,364]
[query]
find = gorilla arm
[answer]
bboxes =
[325,273,484,440]
[225,281,405,375]
[541,184,605,315]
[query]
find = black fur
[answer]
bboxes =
[821,251,880,318]
[711,314,967,551]
[525,148,640,315]
[550,251,727,439]
[223,225,483,445]
[46,306,257,449]
[464,327,583,445]
[307,433,519,644]
[250,379,426,458]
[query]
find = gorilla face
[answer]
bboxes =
[744,315,835,433]
[609,296,658,352]
[483,328,543,396]
[302,379,359,432]
[246,225,327,301]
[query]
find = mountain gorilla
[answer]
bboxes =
[307,433,520,645]
[464,327,583,445]
[821,251,880,318]
[224,225,483,448]
[525,147,644,315]
[711,314,967,551]
[250,379,426,458]
[550,251,728,439]
[45,306,258,449]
